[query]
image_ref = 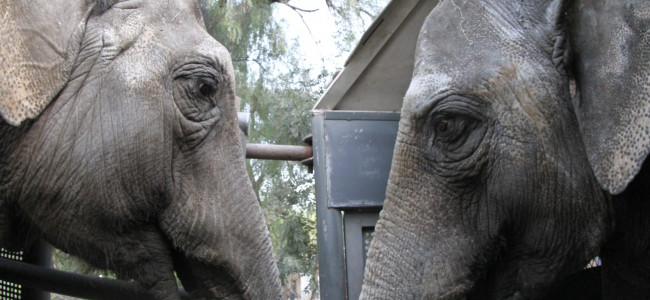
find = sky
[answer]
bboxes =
[273,0,390,76]
[275,1,342,72]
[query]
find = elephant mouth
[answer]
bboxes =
[171,249,247,299]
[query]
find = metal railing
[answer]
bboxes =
[0,257,180,300]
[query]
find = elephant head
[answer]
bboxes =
[362,0,650,299]
[0,0,281,299]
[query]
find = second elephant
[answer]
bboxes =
[362,0,650,299]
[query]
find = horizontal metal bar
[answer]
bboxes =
[322,111,400,121]
[246,143,313,161]
[0,258,189,300]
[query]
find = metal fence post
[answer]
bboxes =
[312,112,348,300]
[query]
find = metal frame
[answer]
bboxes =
[0,257,175,300]
[343,212,379,300]
[0,241,51,300]
[312,111,400,300]
[312,112,348,300]
[321,112,399,209]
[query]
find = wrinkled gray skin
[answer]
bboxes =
[362,0,650,299]
[0,0,281,299]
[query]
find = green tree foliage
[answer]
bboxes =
[52,249,112,278]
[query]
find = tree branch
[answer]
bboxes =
[288,6,315,38]
[233,57,270,72]
[358,7,374,19]
[266,1,318,43]
[283,3,318,13]
[267,0,318,13]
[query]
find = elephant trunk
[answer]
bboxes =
[169,209,280,300]
[361,137,481,299]
[159,146,282,299]
[361,196,479,299]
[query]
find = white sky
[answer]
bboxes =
[273,1,389,76]
[275,1,346,73]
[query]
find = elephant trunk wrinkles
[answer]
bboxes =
[362,194,478,299]
[361,138,480,299]
[160,145,281,299]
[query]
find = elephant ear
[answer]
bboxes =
[0,1,90,126]
[568,0,650,195]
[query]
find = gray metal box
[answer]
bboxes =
[321,112,399,209]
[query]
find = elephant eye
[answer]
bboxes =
[432,115,458,137]
[197,77,218,98]
[426,97,487,160]
[435,118,452,133]
[431,113,474,144]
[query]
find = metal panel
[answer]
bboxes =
[312,113,347,300]
[323,112,399,208]
[343,212,379,300]
[0,248,23,300]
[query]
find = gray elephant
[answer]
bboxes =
[361,0,649,299]
[0,0,281,299]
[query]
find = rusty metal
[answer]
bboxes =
[245,143,313,162]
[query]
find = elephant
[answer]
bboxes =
[0,0,281,299]
[361,0,650,299]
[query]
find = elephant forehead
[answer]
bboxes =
[196,38,235,79]
[417,0,537,74]
[141,0,202,23]
[406,60,554,125]
[108,0,232,72]
[139,1,231,67]
[409,0,558,114]
[403,73,452,117]
[92,1,232,94]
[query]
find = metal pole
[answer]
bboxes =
[245,143,313,161]
[0,257,182,300]
[22,241,52,300]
